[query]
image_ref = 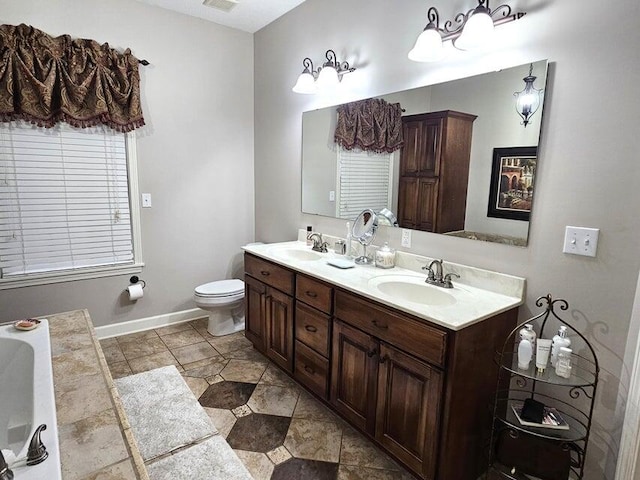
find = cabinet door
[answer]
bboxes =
[417,177,438,233]
[397,177,419,229]
[375,343,443,480]
[244,275,267,353]
[400,120,427,176]
[265,287,294,373]
[330,320,379,434]
[420,118,442,177]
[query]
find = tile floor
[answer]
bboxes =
[101,318,415,480]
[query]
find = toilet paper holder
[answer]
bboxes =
[127,276,146,290]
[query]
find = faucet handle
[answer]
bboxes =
[443,273,460,288]
[421,264,435,281]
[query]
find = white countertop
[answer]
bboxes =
[243,240,525,331]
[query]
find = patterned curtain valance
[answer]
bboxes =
[0,24,145,132]
[334,98,404,154]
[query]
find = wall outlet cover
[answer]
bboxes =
[142,193,152,208]
[401,229,412,248]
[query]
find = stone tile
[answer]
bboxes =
[199,381,256,410]
[206,374,225,384]
[181,357,227,378]
[227,413,292,453]
[293,392,339,423]
[109,361,133,379]
[145,435,252,480]
[127,350,180,374]
[208,332,253,355]
[159,328,206,349]
[189,317,209,332]
[51,330,95,356]
[260,363,299,388]
[99,337,119,349]
[116,330,159,346]
[58,408,129,480]
[154,322,195,336]
[83,458,137,479]
[119,337,168,361]
[267,445,292,465]
[234,450,275,480]
[48,310,89,336]
[204,407,237,438]
[233,405,253,418]
[247,384,300,417]
[182,376,209,399]
[221,359,268,383]
[272,458,339,480]
[115,366,217,461]
[337,465,414,480]
[171,341,219,365]
[339,427,401,470]
[101,345,126,366]
[55,373,113,426]
[53,347,102,388]
[284,418,343,463]
[224,346,269,362]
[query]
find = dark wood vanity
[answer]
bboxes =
[244,252,518,480]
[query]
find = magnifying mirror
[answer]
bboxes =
[377,208,399,227]
[352,209,378,265]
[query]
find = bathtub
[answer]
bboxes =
[0,320,61,480]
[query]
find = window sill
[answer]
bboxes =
[0,263,145,290]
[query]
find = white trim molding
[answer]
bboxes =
[95,308,207,339]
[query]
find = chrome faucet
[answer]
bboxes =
[422,259,459,288]
[0,449,13,480]
[307,232,329,253]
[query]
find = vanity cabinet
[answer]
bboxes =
[397,110,477,234]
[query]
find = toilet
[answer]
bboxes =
[193,279,245,336]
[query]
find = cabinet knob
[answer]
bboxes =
[304,365,315,375]
[372,319,388,330]
[305,290,318,298]
[367,348,378,358]
[260,270,270,276]
[379,354,389,364]
[304,325,318,333]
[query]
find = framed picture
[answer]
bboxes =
[487,146,537,221]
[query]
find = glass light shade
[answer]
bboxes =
[317,65,340,89]
[455,8,494,50]
[408,27,445,62]
[292,71,317,94]
[515,77,542,127]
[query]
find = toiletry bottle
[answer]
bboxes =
[306,225,313,246]
[375,242,396,269]
[535,338,552,374]
[518,324,537,352]
[345,222,352,258]
[551,325,571,367]
[555,347,572,379]
[517,338,532,370]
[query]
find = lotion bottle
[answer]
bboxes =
[517,338,533,370]
[518,324,537,352]
[551,325,571,367]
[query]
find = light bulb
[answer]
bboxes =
[292,71,317,94]
[317,65,339,89]
[408,27,445,62]
[455,7,494,50]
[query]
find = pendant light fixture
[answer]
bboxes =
[408,0,525,62]
[514,63,543,127]
[292,50,356,94]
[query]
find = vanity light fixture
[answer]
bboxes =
[514,63,543,127]
[292,50,356,94]
[408,0,526,62]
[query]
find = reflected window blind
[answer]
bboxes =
[0,122,133,278]
[337,148,393,219]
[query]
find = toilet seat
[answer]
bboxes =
[195,279,244,298]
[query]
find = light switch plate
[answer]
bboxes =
[329,190,335,202]
[142,193,152,208]
[563,226,599,257]
[401,229,412,248]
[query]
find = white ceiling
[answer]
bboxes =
[132,0,308,33]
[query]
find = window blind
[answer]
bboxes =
[337,148,393,219]
[0,122,133,278]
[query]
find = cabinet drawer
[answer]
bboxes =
[294,340,329,399]
[245,254,294,295]
[295,302,331,358]
[335,290,447,368]
[296,274,333,314]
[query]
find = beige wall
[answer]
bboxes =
[0,0,255,327]
[254,0,640,477]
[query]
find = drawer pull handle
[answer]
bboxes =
[372,319,388,330]
[305,291,318,298]
[305,325,318,333]
[304,365,315,374]
[379,354,389,364]
[260,270,270,276]
[367,348,378,358]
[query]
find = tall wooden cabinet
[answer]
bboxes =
[397,110,477,233]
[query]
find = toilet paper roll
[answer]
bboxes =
[127,283,144,301]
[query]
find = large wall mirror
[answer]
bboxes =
[302,60,548,246]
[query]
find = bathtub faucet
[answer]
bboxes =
[0,449,13,480]
[26,424,48,466]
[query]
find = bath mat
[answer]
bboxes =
[115,365,217,460]
[146,435,252,480]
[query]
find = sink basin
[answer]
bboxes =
[269,247,323,262]
[367,275,456,307]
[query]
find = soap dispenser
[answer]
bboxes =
[551,326,571,367]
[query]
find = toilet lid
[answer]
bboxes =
[195,279,244,297]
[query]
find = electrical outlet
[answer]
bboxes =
[142,193,152,208]
[329,190,335,202]
[401,229,412,248]
[563,226,599,257]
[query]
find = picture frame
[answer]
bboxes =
[487,146,538,221]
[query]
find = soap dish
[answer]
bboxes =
[327,258,356,269]
[13,318,41,331]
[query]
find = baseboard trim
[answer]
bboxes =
[95,308,207,339]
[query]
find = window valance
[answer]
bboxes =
[0,24,145,132]
[334,98,404,154]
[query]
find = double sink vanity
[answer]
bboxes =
[242,237,525,480]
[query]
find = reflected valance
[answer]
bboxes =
[0,24,145,132]
[334,98,404,153]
